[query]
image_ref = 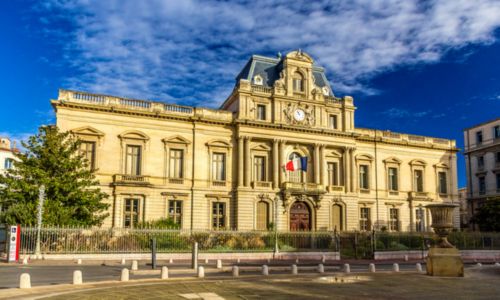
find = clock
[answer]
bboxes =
[294,109,305,121]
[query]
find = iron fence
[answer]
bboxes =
[17,226,500,256]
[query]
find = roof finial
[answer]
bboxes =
[277,51,282,59]
[298,48,303,55]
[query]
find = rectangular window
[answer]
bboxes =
[4,158,13,170]
[293,78,303,92]
[414,170,423,192]
[476,131,483,144]
[125,145,141,175]
[169,149,184,178]
[389,208,399,231]
[360,207,371,231]
[79,141,96,170]
[496,174,500,191]
[388,167,398,191]
[438,171,447,194]
[329,115,338,129]
[124,198,140,228]
[257,105,266,120]
[494,125,500,139]
[212,153,226,181]
[254,156,266,182]
[496,152,500,164]
[327,162,338,186]
[479,176,486,195]
[478,156,484,169]
[212,202,226,229]
[415,208,425,232]
[359,165,369,190]
[168,200,182,226]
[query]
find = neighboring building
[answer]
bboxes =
[463,117,500,230]
[0,137,17,176]
[52,50,460,231]
[457,187,468,229]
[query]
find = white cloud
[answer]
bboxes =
[38,0,500,107]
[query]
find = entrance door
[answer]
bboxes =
[290,201,311,231]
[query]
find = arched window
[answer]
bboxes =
[292,72,304,92]
[332,204,343,231]
[288,152,304,183]
[256,201,269,230]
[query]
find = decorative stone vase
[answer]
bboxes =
[426,203,458,248]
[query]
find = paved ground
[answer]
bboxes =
[1,266,498,300]
[0,259,428,288]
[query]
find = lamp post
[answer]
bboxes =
[34,184,45,259]
[273,196,279,257]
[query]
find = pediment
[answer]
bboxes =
[118,130,150,141]
[383,156,402,164]
[162,135,191,145]
[206,139,231,148]
[356,154,374,161]
[409,159,427,166]
[434,162,449,169]
[326,149,342,158]
[71,126,104,137]
[252,144,271,151]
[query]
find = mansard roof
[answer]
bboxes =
[235,53,332,92]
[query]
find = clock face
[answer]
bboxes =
[294,109,305,121]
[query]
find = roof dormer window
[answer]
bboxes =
[322,86,330,96]
[253,75,263,86]
[292,72,304,92]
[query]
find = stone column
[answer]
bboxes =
[344,147,350,193]
[238,137,244,187]
[273,139,279,189]
[314,144,320,185]
[320,145,326,187]
[350,148,356,193]
[244,137,251,187]
[279,140,286,185]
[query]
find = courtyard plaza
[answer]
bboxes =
[0,259,498,299]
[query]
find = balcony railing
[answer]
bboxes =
[409,191,429,199]
[327,185,344,193]
[168,178,184,185]
[212,180,227,187]
[252,181,272,189]
[251,85,272,94]
[113,174,150,185]
[282,182,325,193]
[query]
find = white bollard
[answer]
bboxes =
[77,258,82,265]
[267,258,271,264]
[169,258,173,264]
[237,258,241,263]
[291,264,298,275]
[477,262,482,267]
[321,255,326,263]
[161,266,169,279]
[369,263,376,273]
[121,258,126,265]
[404,255,408,262]
[262,265,269,276]
[295,258,299,264]
[197,266,205,278]
[19,273,31,289]
[232,266,239,277]
[318,264,324,274]
[495,262,500,267]
[393,263,400,272]
[416,263,422,272]
[22,257,28,265]
[343,263,350,273]
[73,270,83,285]
[131,260,138,271]
[121,268,129,281]
[205,258,209,264]
[216,259,222,269]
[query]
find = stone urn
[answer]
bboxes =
[426,203,458,248]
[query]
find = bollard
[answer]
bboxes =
[197,266,205,278]
[77,258,82,265]
[262,265,269,276]
[121,258,126,265]
[216,259,222,269]
[232,265,239,277]
[237,258,241,263]
[321,255,326,264]
[121,268,129,281]
[318,264,324,274]
[131,260,138,271]
[150,238,157,270]
[416,263,422,272]
[495,262,500,267]
[169,258,174,264]
[22,257,28,265]
[393,263,400,272]
[205,258,209,264]
[477,262,482,267]
[19,273,31,289]
[343,263,350,273]
[404,255,408,262]
[295,258,299,264]
[369,263,376,273]
[73,270,83,285]
[267,258,271,264]
[161,266,169,279]
[192,242,199,270]
[291,264,298,275]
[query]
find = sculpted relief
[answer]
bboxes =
[283,102,315,127]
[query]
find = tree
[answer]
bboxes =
[471,196,500,232]
[0,126,109,226]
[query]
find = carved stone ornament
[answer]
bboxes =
[283,102,315,127]
[273,70,286,91]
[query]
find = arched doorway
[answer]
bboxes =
[332,204,343,231]
[290,201,311,231]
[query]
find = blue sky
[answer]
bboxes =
[1,0,500,187]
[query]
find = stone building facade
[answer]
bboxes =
[463,117,500,230]
[52,51,459,231]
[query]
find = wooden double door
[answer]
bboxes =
[290,201,311,231]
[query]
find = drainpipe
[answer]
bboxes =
[374,130,379,231]
[191,120,196,232]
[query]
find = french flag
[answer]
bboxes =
[285,157,308,171]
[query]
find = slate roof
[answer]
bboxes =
[235,54,333,95]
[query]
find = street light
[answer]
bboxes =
[34,184,45,259]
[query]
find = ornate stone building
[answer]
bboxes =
[52,50,459,231]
